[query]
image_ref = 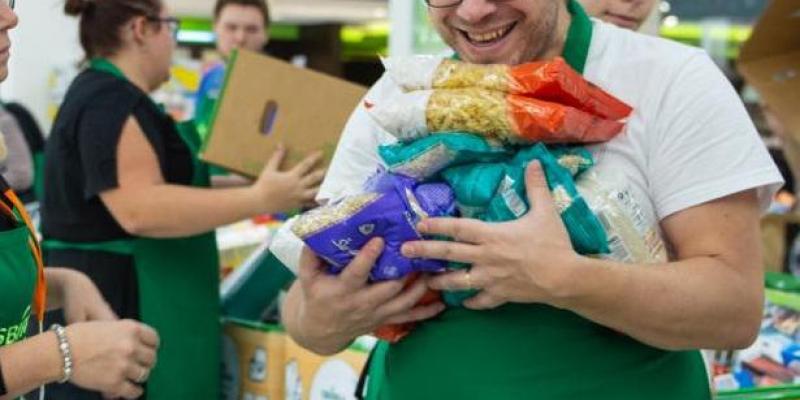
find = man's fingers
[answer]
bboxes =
[401,240,482,264]
[463,292,506,311]
[339,238,384,288]
[416,218,490,244]
[524,161,557,217]
[428,268,485,292]
[383,302,446,325]
[374,278,430,320]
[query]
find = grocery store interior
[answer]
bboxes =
[1,0,799,399]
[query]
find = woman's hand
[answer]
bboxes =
[252,145,326,213]
[66,320,159,399]
[401,161,583,310]
[46,268,117,323]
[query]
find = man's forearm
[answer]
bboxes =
[559,255,762,351]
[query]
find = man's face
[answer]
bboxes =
[214,4,268,58]
[428,0,560,65]
[579,0,658,30]
[0,1,18,82]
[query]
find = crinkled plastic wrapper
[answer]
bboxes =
[577,171,668,264]
[291,171,457,281]
[383,55,633,120]
[367,88,626,144]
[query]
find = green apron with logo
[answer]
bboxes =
[364,2,712,399]
[0,218,36,349]
[43,59,221,399]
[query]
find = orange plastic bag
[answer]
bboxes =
[384,56,632,120]
[369,88,625,144]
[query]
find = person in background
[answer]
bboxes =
[41,0,323,398]
[194,0,269,140]
[281,0,782,398]
[579,0,659,30]
[0,2,159,399]
[0,105,33,195]
[3,101,46,203]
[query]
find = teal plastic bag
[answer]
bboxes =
[379,134,609,306]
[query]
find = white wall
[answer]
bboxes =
[3,0,82,133]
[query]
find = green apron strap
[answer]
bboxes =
[32,152,45,202]
[41,239,135,256]
[563,0,593,75]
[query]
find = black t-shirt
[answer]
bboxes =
[41,68,194,242]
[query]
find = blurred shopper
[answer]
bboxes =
[579,0,658,30]
[0,2,159,400]
[194,0,269,140]
[41,0,323,398]
[1,101,45,203]
[0,105,33,195]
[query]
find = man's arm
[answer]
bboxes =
[410,163,764,350]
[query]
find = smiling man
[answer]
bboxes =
[280,0,782,398]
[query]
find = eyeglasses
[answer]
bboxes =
[2,0,15,10]
[424,0,511,8]
[424,0,463,8]
[148,16,181,40]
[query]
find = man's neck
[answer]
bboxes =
[541,1,573,61]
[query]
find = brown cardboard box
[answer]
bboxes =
[283,336,370,400]
[738,0,800,140]
[200,50,367,178]
[221,320,286,400]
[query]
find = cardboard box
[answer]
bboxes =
[738,0,800,140]
[200,50,367,178]
[221,320,286,400]
[284,336,370,400]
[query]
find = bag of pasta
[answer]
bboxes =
[367,88,626,144]
[383,55,632,120]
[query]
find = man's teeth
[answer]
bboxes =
[467,25,510,43]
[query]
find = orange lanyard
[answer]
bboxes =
[0,187,46,323]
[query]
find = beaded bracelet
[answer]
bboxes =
[50,324,73,383]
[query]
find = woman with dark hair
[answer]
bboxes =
[0,2,159,400]
[41,0,324,398]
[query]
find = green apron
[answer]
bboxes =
[364,2,711,399]
[43,59,221,399]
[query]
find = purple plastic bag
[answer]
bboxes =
[292,171,456,281]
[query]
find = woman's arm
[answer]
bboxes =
[100,117,324,238]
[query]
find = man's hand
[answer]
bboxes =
[402,161,582,310]
[285,238,445,355]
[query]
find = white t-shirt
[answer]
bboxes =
[272,20,783,273]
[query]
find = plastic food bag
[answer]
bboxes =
[383,56,633,120]
[441,143,607,255]
[379,133,511,181]
[367,88,626,144]
[576,171,668,264]
[291,171,457,281]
